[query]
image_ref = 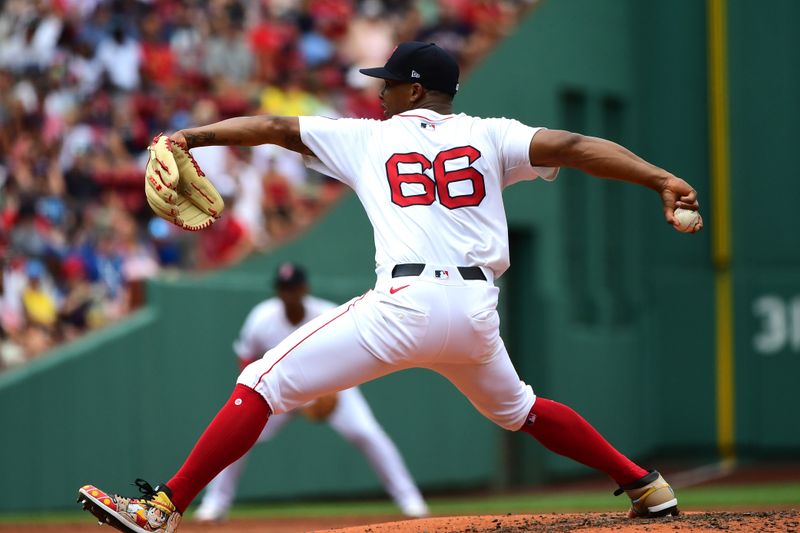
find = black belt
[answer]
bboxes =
[391,263,486,281]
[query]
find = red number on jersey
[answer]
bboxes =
[385,152,435,207]
[434,146,485,209]
[386,146,486,209]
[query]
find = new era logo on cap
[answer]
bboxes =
[359,42,460,95]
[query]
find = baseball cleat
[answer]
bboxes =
[77,480,182,532]
[400,499,430,518]
[192,503,228,523]
[614,469,679,518]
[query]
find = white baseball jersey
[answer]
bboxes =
[233,295,337,362]
[299,110,558,278]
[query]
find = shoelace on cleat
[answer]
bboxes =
[133,478,159,499]
[132,478,176,515]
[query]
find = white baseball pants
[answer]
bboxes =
[239,265,536,431]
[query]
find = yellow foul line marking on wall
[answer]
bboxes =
[707,0,735,461]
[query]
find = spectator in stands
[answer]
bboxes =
[0,258,27,370]
[117,212,160,310]
[204,15,253,85]
[67,39,103,97]
[259,75,321,117]
[169,3,207,85]
[297,11,335,70]
[195,198,254,271]
[341,0,395,81]
[247,4,297,84]
[139,13,177,90]
[0,323,26,370]
[8,199,49,258]
[147,217,184,270]
[261,154,297,242]
[95,23,140,91]
[21,258,57,346]
[0,257,26,345]
[57,254,94,340]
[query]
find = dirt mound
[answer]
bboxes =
[322,510,800,532]
[2,510,797,532]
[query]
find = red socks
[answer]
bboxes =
[164,390,642,511]
[166,384,270,512]
[520,397,647,487]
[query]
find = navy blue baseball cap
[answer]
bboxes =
[274,262,307,288]
[360,42,460,95]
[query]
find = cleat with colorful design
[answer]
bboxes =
[77,480,181,533]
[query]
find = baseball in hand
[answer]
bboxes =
[673,208,701,233]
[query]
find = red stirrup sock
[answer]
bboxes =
[520,397,647,486]
[166,384,270,512]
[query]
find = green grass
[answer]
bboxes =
[2,482,798,524]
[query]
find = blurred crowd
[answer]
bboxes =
[0,0,536,371]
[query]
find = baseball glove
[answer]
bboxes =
[145,134,224,231]
[301,394,339,422]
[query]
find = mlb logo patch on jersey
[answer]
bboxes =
[420,122,436,130]
[434,270,449,279]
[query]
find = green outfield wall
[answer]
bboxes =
[1,0,797,512]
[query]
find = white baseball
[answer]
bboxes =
[673,208,701,233]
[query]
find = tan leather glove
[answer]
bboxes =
[301,394,339,422]
[145,134,224,231]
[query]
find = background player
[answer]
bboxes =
[79,42,701,533]
[194,262,428,521]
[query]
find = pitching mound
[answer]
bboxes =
[322,510,800,532]
[2,510,797,532]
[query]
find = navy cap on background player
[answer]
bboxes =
[359,42,460,95]
[275,262,307,288]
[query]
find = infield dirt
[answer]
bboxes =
[1,510,798,532]
[325,510,800,532]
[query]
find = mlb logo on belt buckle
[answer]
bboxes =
[434,270,449,279]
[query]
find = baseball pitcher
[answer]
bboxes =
[79,42,700,533]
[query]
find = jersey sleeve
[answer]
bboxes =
[299,116,374,188]
[488,118,560,188]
